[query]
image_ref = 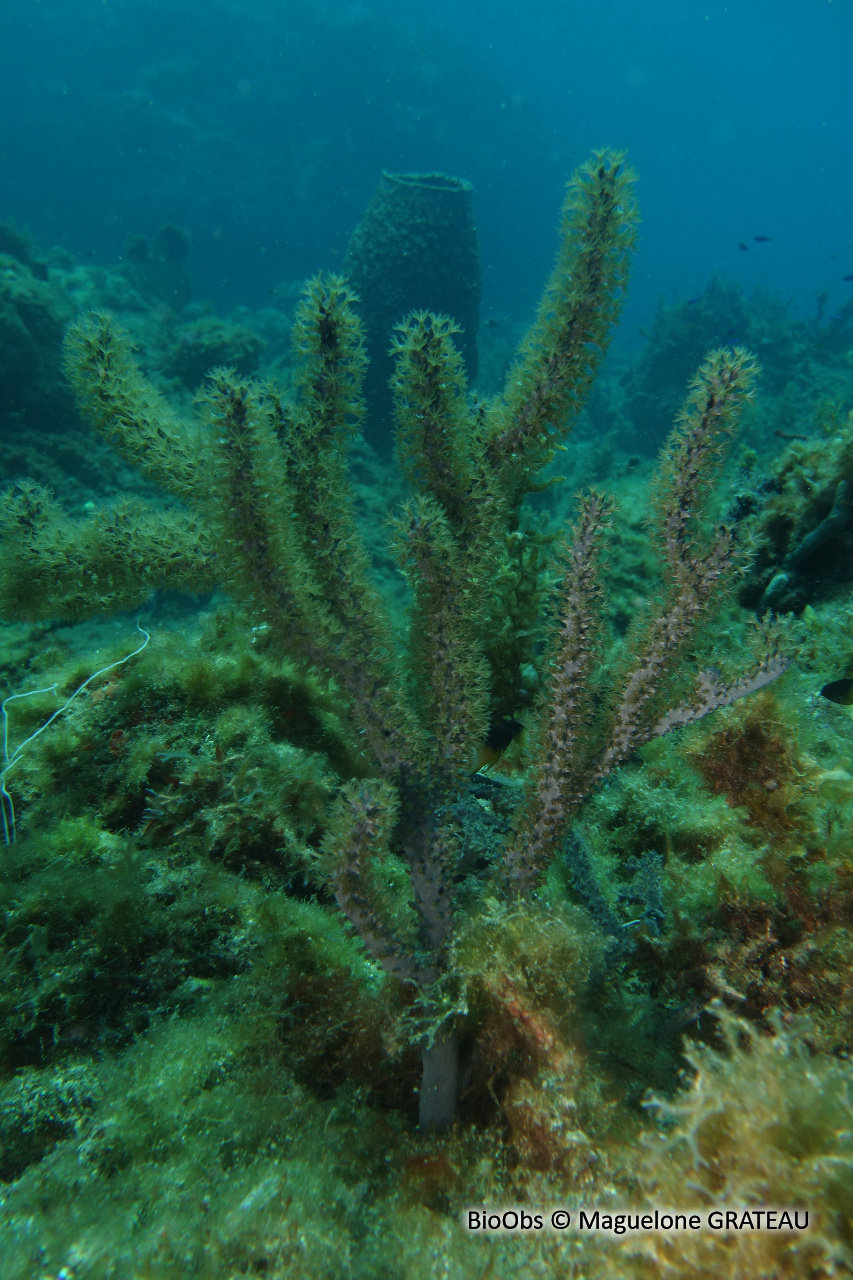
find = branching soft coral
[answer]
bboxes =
[0,151,788,1133]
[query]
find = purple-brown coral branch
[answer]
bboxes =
[650,653,791,737]
[506,490,612,891]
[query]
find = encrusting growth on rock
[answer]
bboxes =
[0,151,787,1131]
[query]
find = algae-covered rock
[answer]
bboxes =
[623,276,801,452]
[739,404,853,612]
[0,251,73,431]
[161,312,266,389]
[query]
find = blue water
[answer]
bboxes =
[2,0,851,345]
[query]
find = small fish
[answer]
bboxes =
[737,242,749,252]
[843,275,853,282]
[754,235,772,242]
[687,297,701,305]
[820,678,853,706]
[474,718,524,771]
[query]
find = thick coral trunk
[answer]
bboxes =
[418,1025,459,1132]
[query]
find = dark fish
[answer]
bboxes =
[754,235,772,242]
[843,275,853,282]
[474,717,524,770]
[774,429,809,442]
[687,297,701,305]
[737,242,749,251]
[820,678,853,706]
[484,717,524,752]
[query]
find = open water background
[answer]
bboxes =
[2,0,852,348]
